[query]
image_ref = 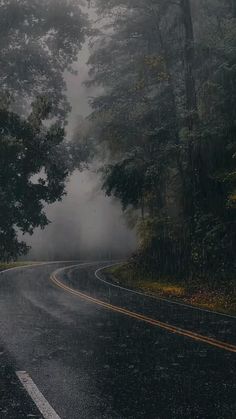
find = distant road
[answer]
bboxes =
[0,262,235,418]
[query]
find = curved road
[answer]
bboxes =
[0,262,235,418]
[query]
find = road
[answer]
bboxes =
[0,262,235,418]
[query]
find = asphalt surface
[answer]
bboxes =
[0,262,235,419]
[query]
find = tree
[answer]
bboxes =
[0,0,88,120]
[87,0,236,279]
[0,96,69,260]
[0,1,89,260]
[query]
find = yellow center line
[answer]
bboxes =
[50,273,236,354]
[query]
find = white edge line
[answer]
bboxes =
[0,260,112,276]
[0,262,46,274]
[94,263,236,320]
[16,371,61,419]
[50,262,236,319]
[3,260,233,320]
[51,261,108,278]
[0,260,86,275]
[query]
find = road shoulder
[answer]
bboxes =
[104,263,236,317]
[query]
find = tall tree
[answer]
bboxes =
[0,98,67,260]
[0,0,88,120]
[0,0,89,260]
[87,0,236,278]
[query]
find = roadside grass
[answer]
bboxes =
[0,261,39,272]
[106,264,236,316]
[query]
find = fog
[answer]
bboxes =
[26,38,137,261]
[26,169,136,260]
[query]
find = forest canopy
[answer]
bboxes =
[87,0,236,279]
[0,0,235,278]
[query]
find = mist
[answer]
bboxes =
[25,32,137,261]
[26,169,136,260]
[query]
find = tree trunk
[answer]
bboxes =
[180,0,202,251]
[232,0,236,18]
[149,7,185,221]
[180,0,198,129]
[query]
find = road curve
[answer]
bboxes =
[0,262,235,418]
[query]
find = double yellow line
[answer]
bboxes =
[50,272,236,354]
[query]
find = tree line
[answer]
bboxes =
[1,0,235,281]
[87,0,236,280]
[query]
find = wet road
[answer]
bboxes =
[0,262,235,418]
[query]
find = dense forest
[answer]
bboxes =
[0,3,235,415]
[87,0,236,281]
[0,0,235,284]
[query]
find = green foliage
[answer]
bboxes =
[0,98,72,260]
[88,0,236,279]
[0,1,89,260]
[102,148,159,210]
[191,212,235,277]
[0,0,88,119]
